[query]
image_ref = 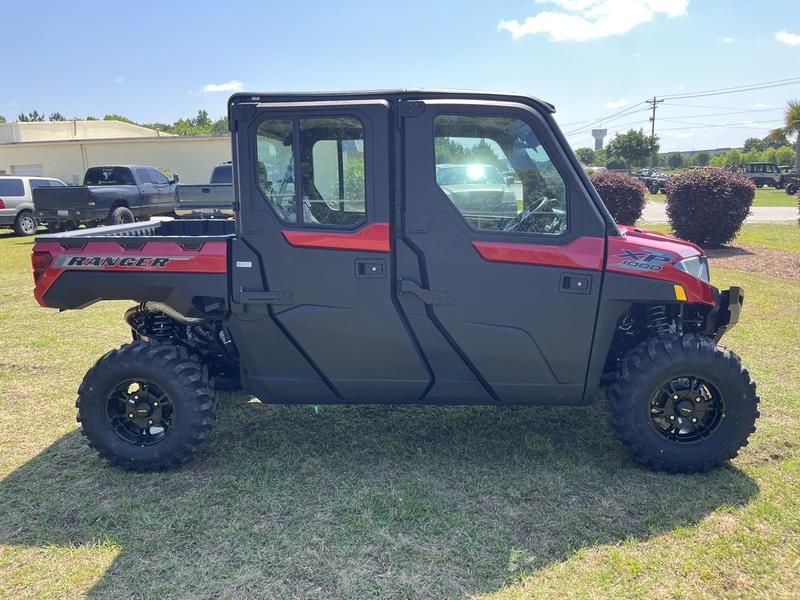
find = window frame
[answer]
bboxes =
[253,112,370,231]
[430,109,572,241]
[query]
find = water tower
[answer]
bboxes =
[592,129,607,151]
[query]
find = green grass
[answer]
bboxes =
[1,230,799,598]
[638,221,800,252]
[647,186,797,207]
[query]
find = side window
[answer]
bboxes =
[135,168,152,184]
[256,119,296,222]
[433,115,567,235]
[255,116,367,227]
[301,117,365,227]
[0,179,24,196]
[149,168,170,184]
[30,179,50,189]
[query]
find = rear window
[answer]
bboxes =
[210,164,232,184]
[85,167,135,186]
[0,179,24,196]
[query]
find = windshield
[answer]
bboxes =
[436,164,505,186]
[84,167,135,186]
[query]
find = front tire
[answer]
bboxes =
[13,210,37,236]
[607,335,758,473]
[77,341,217,471]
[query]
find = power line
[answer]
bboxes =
[658,119,783,132]
[660,77,800,100]
[565,103,648,135]
[661,101,784,112]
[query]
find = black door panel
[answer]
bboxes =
[398,100,606,405]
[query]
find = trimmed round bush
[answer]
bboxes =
[665,168,754,247]
[589,171,646,225]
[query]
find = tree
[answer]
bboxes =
[770,100,800,171]
[667,152,684,168]
[775,145,796,166]
[211,116,228,135]
[695,151,711,166]
[575,147,595,165]
[49,112,66,121]
[593,148,608,167]
[86,115,98,121]
[606,129,659,168]
[763,129,787,148]
[0,115,5,124]
[18,110,45,122]
[742,137,766,153]
[103,113,135,125]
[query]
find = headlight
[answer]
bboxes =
[674,256,709,282]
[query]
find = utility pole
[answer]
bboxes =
[647,96,664,167]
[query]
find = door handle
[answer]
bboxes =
[560,273,592,295]
[398,279,453,305]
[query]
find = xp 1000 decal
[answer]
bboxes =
[614,248,675,272]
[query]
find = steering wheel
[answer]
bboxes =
[503,197,564,233]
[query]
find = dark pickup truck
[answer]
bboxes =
[34,165,179,231]
[31,89,756,475]
[175,162,235,218]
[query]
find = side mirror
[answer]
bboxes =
[172,173,180,183]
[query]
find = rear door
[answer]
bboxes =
[0,178,26,221]
[133,168,156,212]
[147,168,174,213]
[229,99,430,403]
[398,99,608,404]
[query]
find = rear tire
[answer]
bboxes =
[607,334,758,473]
[786,182,799,195]
[13,210,37,236]
[107,206,135,226]
[77,341,217,471]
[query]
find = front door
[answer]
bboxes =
[398,100,608,404]
[229,100,430,403]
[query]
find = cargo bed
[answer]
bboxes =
[32,219,234,316]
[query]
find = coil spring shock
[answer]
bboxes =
[647,304,672,335]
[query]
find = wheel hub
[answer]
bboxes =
[106,380,173,446]
[649,376,724,443]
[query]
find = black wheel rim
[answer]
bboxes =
[105,379,174,446]
[649,376,725,443]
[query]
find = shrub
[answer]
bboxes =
[665,168,754,247]
[589,171,646,225]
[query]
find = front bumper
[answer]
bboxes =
[707,286,743,343]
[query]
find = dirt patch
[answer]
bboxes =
[706,243,800,280]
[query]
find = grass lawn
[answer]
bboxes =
[1,229,799,598]
[647,186,797,207]
[638,221,800,253]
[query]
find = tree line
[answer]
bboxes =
[0,110,228,136]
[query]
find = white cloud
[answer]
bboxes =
[603,98,630,109]
[775,31,800,46]
[753,102,773,109]
[721,36,734,43]
[203,80,244,93]
[498,0,689,42]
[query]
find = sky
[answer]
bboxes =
[2,0,799,152]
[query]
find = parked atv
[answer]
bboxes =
[31,90,758,473]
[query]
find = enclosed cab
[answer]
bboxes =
[31,90,758,473]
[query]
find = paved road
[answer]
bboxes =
[641,201,797,223]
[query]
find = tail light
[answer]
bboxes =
[0,199,5,209]
[32,250,52,283]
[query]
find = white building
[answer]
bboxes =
[0,120,231,184]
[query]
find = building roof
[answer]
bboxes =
[0,120,176,144]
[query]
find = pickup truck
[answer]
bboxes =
[34,165,179,231]
[175,162,234,218]
[31,89,756,474]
